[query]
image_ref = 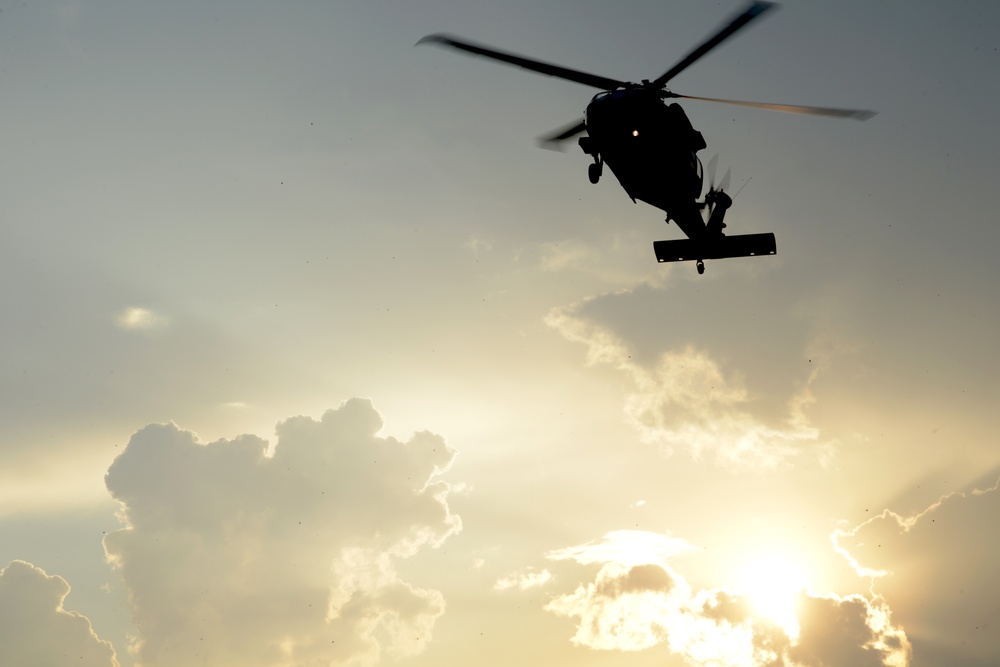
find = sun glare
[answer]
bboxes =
[737,553,808,639]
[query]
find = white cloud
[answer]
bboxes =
[547,530,695,567]
[544,531,909,666]
[494,567,552,591]
[114,306,166,331]
[832,476,1000,666]
[0,560,118,667]
[545,560,685,652]
[103,398,461,667]
[546,301,825,471]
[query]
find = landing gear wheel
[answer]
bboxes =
[696,260,705,275]
[588,162,602,184]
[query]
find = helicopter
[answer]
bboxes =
[418,1,874,274]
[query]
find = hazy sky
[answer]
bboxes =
[2,1,999,666]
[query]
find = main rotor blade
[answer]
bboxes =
[417,34,627,90]
[536,118,587,150]
[652,1,776,88]
[668,92,876,120]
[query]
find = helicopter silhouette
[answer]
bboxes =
[419,1,874,274]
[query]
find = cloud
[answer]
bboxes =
[544,531,909,666]
[494,567,553,591]
[0,560,118,667]
[537,239,599,272]
[465,236,494,257]
[114,306,166,331]
[104,398,461,667]
[546,300,825,471]
[790,593,909,667]
[547,529,695,567]
[832,476,1000,666]
[545,560,683,652]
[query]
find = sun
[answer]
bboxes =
[736,553,808,639]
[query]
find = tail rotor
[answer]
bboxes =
[701,155,732,229]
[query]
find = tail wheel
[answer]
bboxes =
[588,162,602,184]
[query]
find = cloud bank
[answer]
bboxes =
[545,531,909,667]
[104,398,460,667]
[0,560,118,667]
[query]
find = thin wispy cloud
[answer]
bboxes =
[114,307,166,332]
[547,530,695,567]
[494,567,552,591]
[537,239,599,272]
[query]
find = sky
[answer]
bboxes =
[1,1,999,666]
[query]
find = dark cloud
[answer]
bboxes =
[597,563,674,597]
[545,560,682,651]
[699,588,753,625]
[0,560,118,667]
[104,398,460,667]
[621,563,674,592]
[791,593,909,667]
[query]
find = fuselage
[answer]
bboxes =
[585,88,705,219]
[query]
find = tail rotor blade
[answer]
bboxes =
[705,154,719,190]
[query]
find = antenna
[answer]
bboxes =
[732,177,752,200]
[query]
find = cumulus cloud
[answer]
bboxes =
[545,301,824,470]
[545,560,683,652]
[104,398,460,667]
[832,476,1000,666]
[0,560,118,667]
[544,530,909,667]
[791,593,909,667]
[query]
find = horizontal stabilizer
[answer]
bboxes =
[653,233,776,263]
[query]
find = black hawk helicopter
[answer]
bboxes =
[418,1,874,274]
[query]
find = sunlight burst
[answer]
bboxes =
[737,553,808,638]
